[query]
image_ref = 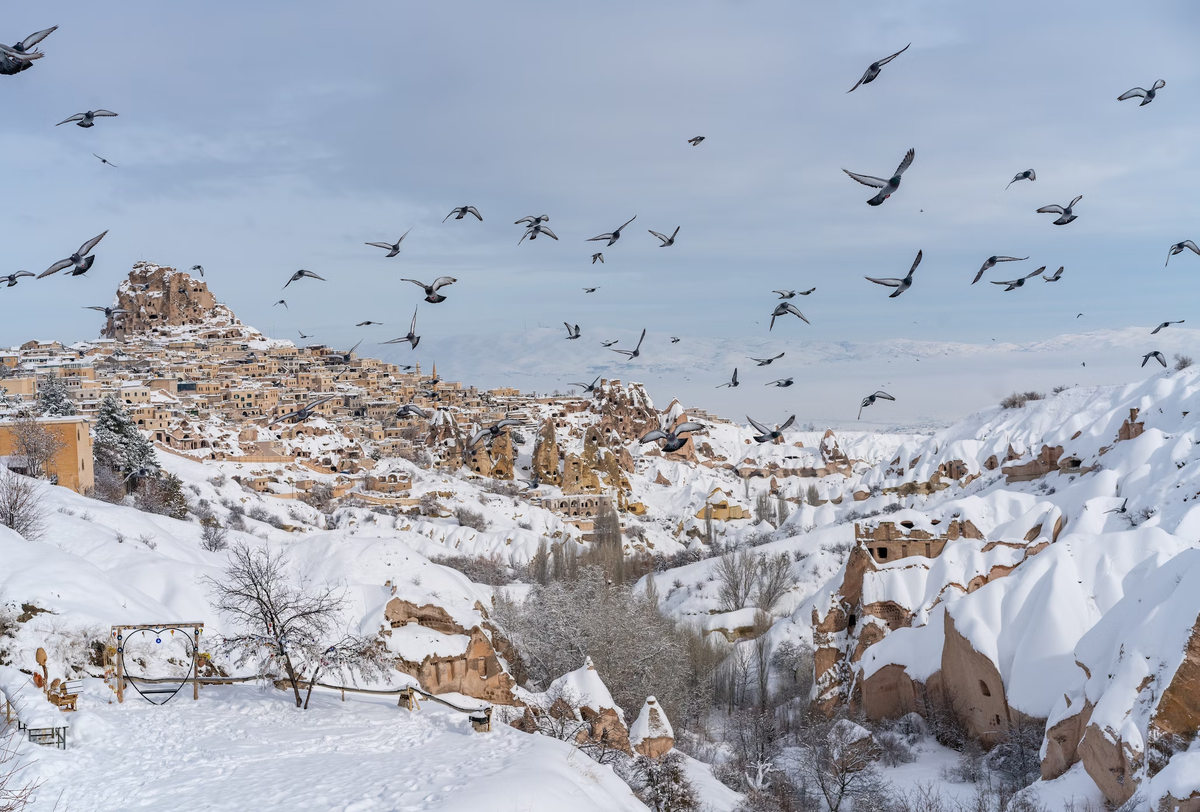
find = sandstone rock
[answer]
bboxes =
[631,696,675,758]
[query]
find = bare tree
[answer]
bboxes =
[792,719,886,812]
[0,730,38,812]
[301,635,389,709]
[207,543,347,708]
[754,554,799,613]
[10,416,65,481]
[716,550,758,611]
[0,469,46,541]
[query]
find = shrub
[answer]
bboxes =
[454,506,490,532]
[0,469,46,541]
[200,518,229,552]
[1174,354,1193,371]
[804,484,821,507]
[1000,391,1045,409]
[430,553,512,585]
[1052,384,1070,395]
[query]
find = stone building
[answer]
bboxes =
[0,415,94,493]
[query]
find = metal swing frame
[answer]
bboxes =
[109,623,204,704]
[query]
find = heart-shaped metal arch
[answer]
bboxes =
[117,626,198,705]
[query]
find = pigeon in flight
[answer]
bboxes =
[1118,79,1165,106]
[687,136,705,146]
[670,337,681,344]
[991,267,1045,291]
[1043,267,1065,282]
[843,149,915,206]
[564,323,581,340]
[601,339,619,348]
[1151,321,1184,335]
[587,216,637,247]
[1037,195,1081,226]
[866,250,922,298]
[612,328,646,360]
[0,26,57,75]
[365,229,411,257]
[337,339,363,363]
[56,109,118,128]
[38,231,108,278]
[591,253,604,264]
[973,255,1028,285]
[1104,498,1129,515]
[716,368,739,389]
[267,395,338,428]
[1142,351,1167,368]
[751,353,784,366]
[569,376,601,395]
[356,320,383,326]
[83,305,129,319]
[747,415,796,443]
[583,287,599,293]
[93,153,117,168]
[469,417,525,448]
[283,269,324,288]
[380,307,420,349]
[274,299,288,309]
[640,418,705,452]
[188,264,204,277]
[395,404,429,420]
[858,391,896,419]
[403,276,456,303]
[847,43,910,92]
[767,377,794,388]
[649,226,680,247]
[774,288,815,299]
[298,330,312,340]
[1166,240,1199,266]
[770,303,809,330]
[1006,169,1036,189]
[515,215,549,227]
[0,271,35,287]
[444,206,482,222]
[519,223,558,244]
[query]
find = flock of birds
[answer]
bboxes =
[2,25,1196,455]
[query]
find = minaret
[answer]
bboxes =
[432,361,437,380]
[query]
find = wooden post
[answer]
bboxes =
[192,627,200,701]
[115,630,124,704]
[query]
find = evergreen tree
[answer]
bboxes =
[36,373,77,416]
[633,752,698,812]
[93,394,157,473]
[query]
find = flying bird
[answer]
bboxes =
[93,153,117,168]
[1118,79,1165,106]
[56,109,118,128]
[767,377,794,388]
[640,418,705,452]
[858,391,896,420]
[1166,240,1199,266]
[751,353,784,366]
[356,320,383,327]
[1037,195,1081,226]
[973,255,1028,285]
[569,376,601,395]
[283,269,324,288]
[402,276,456,303]
[587,216,637,247]
[843,149,915,206]
[716,368,739,389]
[1151,321,1184,335]
[519,223,558,244]
[83,306,129,319]
[444,206,482,222]
[670,337,681,344]
[774,288,815,299]
[1006,169,1036,189]
[365,229,411,257]
[469,417,525,448]
[515,215,549,227]
[0,271,35,287]
[649,226,680,247]
[1043,267,1065,282]
[298,330,312,340]
[847,43,910,93]
[769,303,809,330]
[591,253,604,264]
[380,307,420,349]
[601,339,619,348]
[991,267,1045,291]
[0,26,57,75]
[1142,351,1167,368]
[612,328,646,359]
[395,404,429,420]
[564,323,581,340]
[583,287,599,293]
[38,231,108,278]
[866,250,922,298]
[687,136,705,146]
[1104,499,1129,515]
[747,415,796,443]
[274,299,288,309]
[267,395,338,428]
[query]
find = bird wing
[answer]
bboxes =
[1151,323,1166,334]
[972,264,989,284]
[56,113,85,126]
[92,110,118,117]
[539,226,558,240]
[410,307,419,333]
[1118,87,1148,100]
[847,69,870,93]
[799,287,815,295]
[612,349,633,357]
[843,169,888,188]
[784,303,810,324]
[466,207,482,220]
[675,422,705,435]
[83,306,106,312]
[443,210,456,223]
[865,276,902,287]
[1069,195,1082,208]
[996,256,1028,263]
[1037,205,1065,215]
[616,215,637,232]
[778,415,796,431]
[634,328,646,351]
[1153,79,1166,91]
[495,419,523,429]
[365,242,394,250]
[564,322,573,334]
[1183,241,1200,255]
[877,43,911,66]
[430,276,456,291]
[38,259,73,278]
[731,369,738,384]
[20,25,58,49]
[1023,268,1045,279]
[267,410,299,427]
[746,416,772,435]
[514,216,536,225]
[991,279,1019,286]
[894,148,916,176]
[908,250,923,276]
[772,290,792,297]
[873,391,896,401]
[640,429,668,444]
[587,232,614,242]
[468,429,489,448]
[771,352,784,360]
[401,278,427,290]
[303,270,325,280]
[649,230,668,243]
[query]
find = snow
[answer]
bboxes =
[0,665,66,729]
[386,624,471,661]
[549,657,623,720]
[629,696,673,746]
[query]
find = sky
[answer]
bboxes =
[1,1,1198,426]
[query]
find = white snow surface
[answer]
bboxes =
[629,696,674,746]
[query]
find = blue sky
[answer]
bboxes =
[2,1,1198,423]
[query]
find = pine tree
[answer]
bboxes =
[93,394,157,474]
[36,373,77,416]
[634,752,698,812]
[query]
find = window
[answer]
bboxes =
[979,680,991,697]
[877,547,888,559]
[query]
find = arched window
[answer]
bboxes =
[979,680,991,697]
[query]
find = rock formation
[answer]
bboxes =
[630,696,675,758]
[110,263,242,338]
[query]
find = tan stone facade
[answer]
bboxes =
[0,416,94,493]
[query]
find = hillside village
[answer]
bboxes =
[3,265,1200,811]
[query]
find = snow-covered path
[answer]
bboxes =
[19,681,647,812]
